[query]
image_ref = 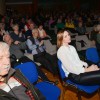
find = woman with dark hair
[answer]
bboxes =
[57,29,100,85]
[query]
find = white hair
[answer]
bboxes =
[32,28,38,33]
[0,42,9,52]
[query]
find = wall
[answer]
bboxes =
[0,0,6,15]
[6,4,33,16]
[5,0,100,16]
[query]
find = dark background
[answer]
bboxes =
[5,0,100,15]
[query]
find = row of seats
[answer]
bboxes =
[14,62,61,100]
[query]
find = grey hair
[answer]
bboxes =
[0,42,9,52]
[12,24,19,30]
[32,28,38,33]
[96,24,100,32]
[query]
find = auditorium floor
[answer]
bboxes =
[42,68,100,100]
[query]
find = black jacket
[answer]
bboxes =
[0,68,46,100]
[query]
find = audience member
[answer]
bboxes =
[95,24,100,56]
[38,24,51,40]
[10,24,26,43]
[3,34,50,81]
[65,18,75,29]
[26,28,58,75]
[0,42,45,100]
[57,29,100,85]
[90,25,98,46]
[75,22,87,35]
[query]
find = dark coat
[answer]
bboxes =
[0,68,46,100]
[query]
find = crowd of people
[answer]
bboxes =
[0,8,100,99]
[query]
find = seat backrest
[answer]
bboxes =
[58,60,66,80]
[75,35,90,51]
[86,27,93,33]
[43,40,57,55]
[43,39,53,47]
[14,62,38,84]
[86,47,100,63]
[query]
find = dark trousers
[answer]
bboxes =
[34,52,58,75]
[68,70,100,85]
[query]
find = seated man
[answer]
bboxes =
[26,28,58,75]
[3,34,27,62]
[0,42,45,100]
[3,34,50,81]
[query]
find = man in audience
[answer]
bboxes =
[26,28,58,75]
[0,42,45,100]
[3,34,50,81]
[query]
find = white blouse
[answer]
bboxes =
[38,29,45,37]
[57,45,88,75]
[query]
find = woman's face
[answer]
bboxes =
[30,23,35,30]
[78,22,82,27]
[39,25,43,30]
[13,25,19,31]
[63,31,71,45]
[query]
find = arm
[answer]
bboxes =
[26,39,37,50]
[70,46,88,67]
[18,42,27,50]
[43,30,47,37]
[80,60,88,68]
[57,46,85,75]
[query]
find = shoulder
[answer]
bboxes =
[69,45,77,52]
[57,45,75,55]
[69,45,75,49]
[57,46,68,57]
[27,37,34,42]
[0,89,17,100]
[58,45,75,51]
[57,46,65,53]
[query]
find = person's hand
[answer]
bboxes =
[85,64,99,72]
[39,40,44,46]
[14,41,20,45]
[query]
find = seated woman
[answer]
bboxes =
[57,29,100,85]
[10,24,26,44]
[65,18,75,29]
[38,24,51,40]
[75,22,87,35]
